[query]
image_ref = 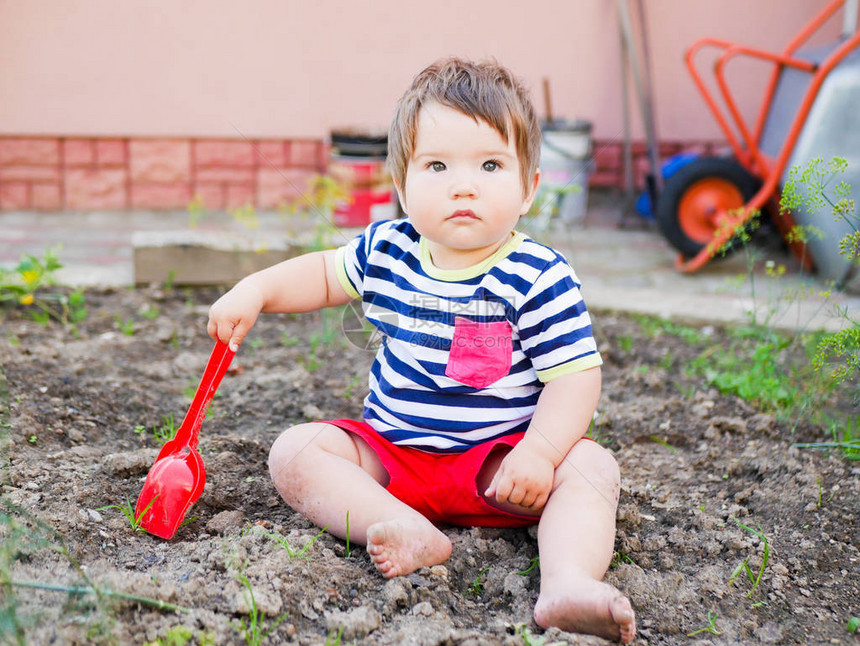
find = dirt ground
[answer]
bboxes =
[1,285,858,645]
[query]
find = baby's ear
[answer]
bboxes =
[521,169,541,215]
[393,178,408,214]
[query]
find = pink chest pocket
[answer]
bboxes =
[445,317,513,389]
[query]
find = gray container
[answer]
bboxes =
[760,44,860,286]
[539,120,593,224]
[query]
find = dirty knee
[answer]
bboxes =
[268,423,324,482]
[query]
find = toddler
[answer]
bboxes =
[208,58,635,643]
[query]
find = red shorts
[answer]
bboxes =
[327,419,540,528]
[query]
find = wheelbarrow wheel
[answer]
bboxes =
[656,157,760,258]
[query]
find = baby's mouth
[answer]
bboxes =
[448,210,478,220]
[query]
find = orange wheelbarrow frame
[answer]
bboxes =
[676,0,860,272]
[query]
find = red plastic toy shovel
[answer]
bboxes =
[135,340,235,539]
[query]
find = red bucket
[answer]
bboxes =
[328,155,396,227]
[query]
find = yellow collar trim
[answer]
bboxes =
[418,231,526,281]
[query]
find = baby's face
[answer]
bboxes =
[396,102,539,270]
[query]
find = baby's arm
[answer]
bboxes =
[207,249,352,351]
[485,367,601,511]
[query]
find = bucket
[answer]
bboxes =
[328,129,396,227]
[539,120,593,224]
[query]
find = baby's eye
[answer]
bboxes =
[428,161,446,172]
[482,160,501,172]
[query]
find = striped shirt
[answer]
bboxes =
[335,218,601,453]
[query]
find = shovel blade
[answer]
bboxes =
[136,449,205,539]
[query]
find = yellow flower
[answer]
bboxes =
[21,269,40,287]
[19,293,34,306]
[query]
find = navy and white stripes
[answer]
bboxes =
[334,218,601,453]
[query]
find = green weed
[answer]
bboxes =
[463,566,490,596]
[687,610,722,636]
[610,551,635,569]
[344,510,352,558]
[0,249,88,330]
[139,304,161,321]
[515,621,563,645]
[98,495,158,533]
[848,617,860,633]
[115,315,135,336]
[325,626,345,646]
[231,571,289,646]
[649,435,678,454]
[729,516,770,601]
[516,557,540,576]
[153,413,178,446]
[255,526,328,561]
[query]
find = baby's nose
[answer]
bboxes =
[449,171,479,199]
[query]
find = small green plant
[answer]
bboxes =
[229,203,260,230]
[610,551,635,569]
[231,571,289,646]
[143,624,193,646]
[848,616,860,633]
[344,510,352,558]
[728,516,770,601]
[0,249,88,330]
[255,526,328,561]
[649,435,678,454]
[187,193,207,228]
[516,557,540,576]
[687,610,722,637]
[463,566,490,596]
[98,495,158,533]
[325,626,344,646]
[139,304,161,321]
[115,315,135,336]
[617,334,633,354]
[153,413,178,446]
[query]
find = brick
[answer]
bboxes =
[66,169,127,210]
[63,139,95,166]
[289,140,323,168]
[195,167,255,183]
[130,140,191,183]
[194,184,225,210]
[257,168,313,208]
[0,182,30,209]
[31,183,62,210]
[131,183,192,209]
[254,140,287,167]
[0,138,59,166]
[96,139,127,166]
[593,142,621,170]
[589,171,622,188]
[195,140,255,167]
[0,166,60,182]
[225,184,255,208]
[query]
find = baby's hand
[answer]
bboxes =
[484,440,555,512]
[206,281,265,352]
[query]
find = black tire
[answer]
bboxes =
[656,157,760,258]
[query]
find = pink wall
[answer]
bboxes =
[0,0,843,141]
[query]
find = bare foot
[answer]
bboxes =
[534,576,636,644]
[365,517,452,578]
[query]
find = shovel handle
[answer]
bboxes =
[176,340,235,450]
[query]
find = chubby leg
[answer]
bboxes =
[478,440,635,643]
[535,440,635,643]
[268,423,451,577]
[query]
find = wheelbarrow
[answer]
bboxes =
[656,0,860,287]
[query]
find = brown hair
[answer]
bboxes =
[388,57,541,198]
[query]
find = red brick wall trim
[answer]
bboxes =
[0,135,328,211]
[0,135,723,211]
